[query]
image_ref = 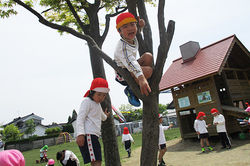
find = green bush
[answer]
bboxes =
[45,127,61,135]
[62,124,74,133]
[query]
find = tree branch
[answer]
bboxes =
[13,0,96,46]
[101,7,127,43]
[137,0,153,54]
[13,0,143,99]
[151,0,175,90]
[65,0,87,33]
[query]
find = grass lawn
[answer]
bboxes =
[22,128,180,166]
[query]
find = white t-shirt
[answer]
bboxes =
[76,97,107,137]
[122,134,134,143]
[194,119,208,134]
[213,114,227,133]
[159,124,170,145]
[114,37,143,78]
[62,150,80,166]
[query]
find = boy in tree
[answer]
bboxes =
[114,12,153,107]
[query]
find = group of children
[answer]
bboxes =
[194,108,231,153]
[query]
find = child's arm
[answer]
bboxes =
[138,75,151,96]
[76,101,90,147]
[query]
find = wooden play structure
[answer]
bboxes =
[56,132,74,144]
[160,35,249,139]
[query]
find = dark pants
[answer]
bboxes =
[124,140,131,157]
[218,132,231,147]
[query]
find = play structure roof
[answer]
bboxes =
[160,35,242,90]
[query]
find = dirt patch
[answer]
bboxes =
[122,137,250,166]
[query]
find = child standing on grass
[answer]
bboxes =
[158,114,173,166]
[194,112,213,153]
[76,78,110,166]
[211,108,231,149]
[114,12,153,107]
[122,127,134,157]
[56,150,79,166]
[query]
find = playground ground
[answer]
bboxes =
[122,137,250,166]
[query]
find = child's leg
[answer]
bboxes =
[158,147,167,163]
[200,138,204,148]
[91,160,101,166]
[205,138,210,147]
[138,52,153,67]
[137,52,153,79]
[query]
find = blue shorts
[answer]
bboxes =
[159,144,166,150]
[199,133,209,139]
[79,134,102,164]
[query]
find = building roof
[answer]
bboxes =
[159,35,245,90]
[4,113,44,127]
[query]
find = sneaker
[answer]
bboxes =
[220,146,226,149]
[227,145,231,149]
[158,161,166,166]
[201,147,205,153]
[124,86,141,107]
[207,146,213,151]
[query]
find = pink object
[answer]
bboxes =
[48,159,55,165]
[245,107,250,112]
[0,150,25,166]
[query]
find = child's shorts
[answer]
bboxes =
[115,72,128,86]
[159,143,166,150]
[79,134,102,164]
[199,133,209,139]
[124,140,131,150]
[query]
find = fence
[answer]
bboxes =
[5,137,57,152]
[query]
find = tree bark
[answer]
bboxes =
[140,92,159,166]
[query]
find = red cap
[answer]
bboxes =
[116,12,137,29]
[123,127,129,134]
[196,112,206,119]
[84,78,110,97]
[211,108,219,114]
[158,114,163,119]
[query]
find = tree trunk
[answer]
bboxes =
[140,92,159,166]
[89,46,121,166]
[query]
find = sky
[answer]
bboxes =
[0,0,249,125]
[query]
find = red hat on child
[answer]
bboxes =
[196,112,206,119]
[158,114,163,119]
[84,78,110,97]
[210,108,219,114]
[116,12,137,30]
[123,127,129,134]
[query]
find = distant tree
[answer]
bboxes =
[159,104,167,113]
[72,109,77,121]
[24,119,35,137]
[45,127,61,135]
[62,124,74,133]
[2,124,23,142]
[67,116,72,124]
